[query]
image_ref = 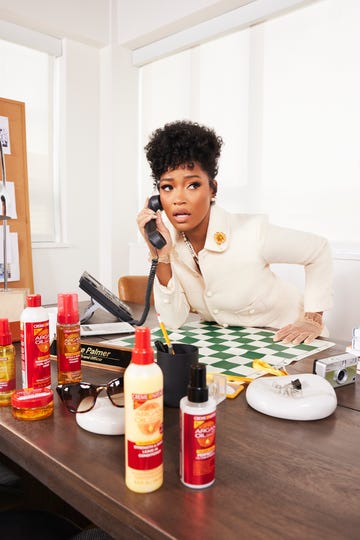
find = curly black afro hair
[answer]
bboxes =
[145,120,223,186]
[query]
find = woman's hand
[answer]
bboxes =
[136,199,173,257]
[273,313,323,345]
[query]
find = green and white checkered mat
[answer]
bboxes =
[105,321,335,379]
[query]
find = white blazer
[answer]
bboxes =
[154,205,333,331]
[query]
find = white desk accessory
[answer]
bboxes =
[76,396,124,435]
[208,373,227,403]
[246,373,337,421]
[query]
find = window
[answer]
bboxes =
[0,39,58,242]
[260,0,360,242]
[139,0,360,246]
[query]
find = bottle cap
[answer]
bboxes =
[187,363,209,403]
[131,327,154,365]
[0,318,12,346]
[27,294,41,308]
[57,293,79,324]
[11,388,54,409]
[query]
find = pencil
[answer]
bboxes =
[156,313,175,355]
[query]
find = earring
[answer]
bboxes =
[211,197,216,203]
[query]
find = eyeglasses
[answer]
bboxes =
[56,377,124,413]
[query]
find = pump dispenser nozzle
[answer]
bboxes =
[187,363,208,403]
[57,293,79,325]
[0,318,12,346]
[132,327,154,365]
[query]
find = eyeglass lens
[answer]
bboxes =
[58,383,97,413]
[107,378,124,407]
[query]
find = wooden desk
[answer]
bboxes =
[1,305,359,540]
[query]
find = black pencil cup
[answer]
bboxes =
[156,343,199,407]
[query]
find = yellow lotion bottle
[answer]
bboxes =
[124,326,163,493]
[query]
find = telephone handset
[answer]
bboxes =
[145,195,167,249]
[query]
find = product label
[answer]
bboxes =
[57,325,81,373]
[21,320,51,389]
[127,389,163,471]
[181,410,216,487]
[0,357,16,391]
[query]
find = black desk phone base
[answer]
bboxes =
[79,272,133,324]
[79,260,158,326]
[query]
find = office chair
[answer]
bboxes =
[118,275,154,305]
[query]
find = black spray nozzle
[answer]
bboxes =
[187,363,208,403]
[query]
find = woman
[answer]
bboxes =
[137,121,333,344]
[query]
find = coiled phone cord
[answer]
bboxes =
[130,257,158,326]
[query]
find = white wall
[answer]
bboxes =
[32,39,102,304]
[109,45,140,291]
[0,0,111,46]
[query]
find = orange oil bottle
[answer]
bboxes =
[57,293,81,384]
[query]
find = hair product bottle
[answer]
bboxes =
[57,293,81,385]
[180,363,217,489]
[20,294,51,389]
[0,318,16,406]
[124,326,163,493]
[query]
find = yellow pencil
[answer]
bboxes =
[156,313,175,355]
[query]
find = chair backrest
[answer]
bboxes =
[118,275,154,305]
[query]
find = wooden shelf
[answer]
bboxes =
[1,97,34,340]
